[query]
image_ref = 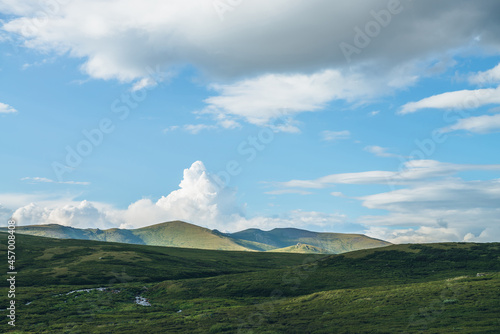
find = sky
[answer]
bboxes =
[1,0,500,243]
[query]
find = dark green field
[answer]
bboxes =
[1,232,499,333]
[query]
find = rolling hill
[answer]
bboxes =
[0,221,391,254]
[227,227,391,253]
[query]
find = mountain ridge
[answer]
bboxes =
[0,220,391,254]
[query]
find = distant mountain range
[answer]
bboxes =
[1,221,391,254]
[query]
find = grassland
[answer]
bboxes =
[0,232,499,333]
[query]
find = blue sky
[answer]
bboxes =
[1,0,500,243]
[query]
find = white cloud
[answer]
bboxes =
[364,145,399,158]
[183,124,218,134]
[277,160,500,189]
[469,62,500,85]
[321,130,351,142]
[202,70,375,129]
[399,85,500,114]
[21,177,90,185]
[7,161,348,232]
[3,0,500,84]
[0,102,17,113]
[12,201,118,229]
[152,161,243,225]
[4,1,500,129]
[131,77,157,92]
[359,178,500,211]
[360,178,500,243]
[440,113,500,134]
[365,226,465,244]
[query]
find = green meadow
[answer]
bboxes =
[1,233,499,333]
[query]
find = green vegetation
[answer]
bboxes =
[0,233,312,287]
[0,221,391,254]
[0,233,499,333]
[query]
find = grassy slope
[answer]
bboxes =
[131,221,250,251]
[268,243,330,253]
[1,233,498,333]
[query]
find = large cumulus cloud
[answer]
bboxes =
[3,0,500,82]
[3,1,500,128]
[8,161,348,232]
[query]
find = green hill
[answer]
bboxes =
[132,221,251,251]
[0,221,391,254]
[0,232,498,333]
[228,227,391,253]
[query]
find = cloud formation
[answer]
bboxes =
[8,161,347,232]
[400,62,500,135]
[361,178,500,243]
[0,102,17,113]
[469,62,500,85]
[12,201,118,229]
[6,160,500,242]
[274,160,500,243]
[277,160,500,188]
[4,1,500,129]
[3,0,500,82]
[21,177,90,185]
[201,70,377,130]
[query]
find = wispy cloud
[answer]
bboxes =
[163,124,217,134]
[364,145,400,158]
[399,86,500,114]
[183,124,217,134]
[440,113,500,134]
[276,160,500,189]
[21,177,90,186]
[321,130,351,142]
[265,189,312,195]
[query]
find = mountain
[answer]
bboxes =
[0,221,390,254]
[228,227,390,253]
[131,221,251,251]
